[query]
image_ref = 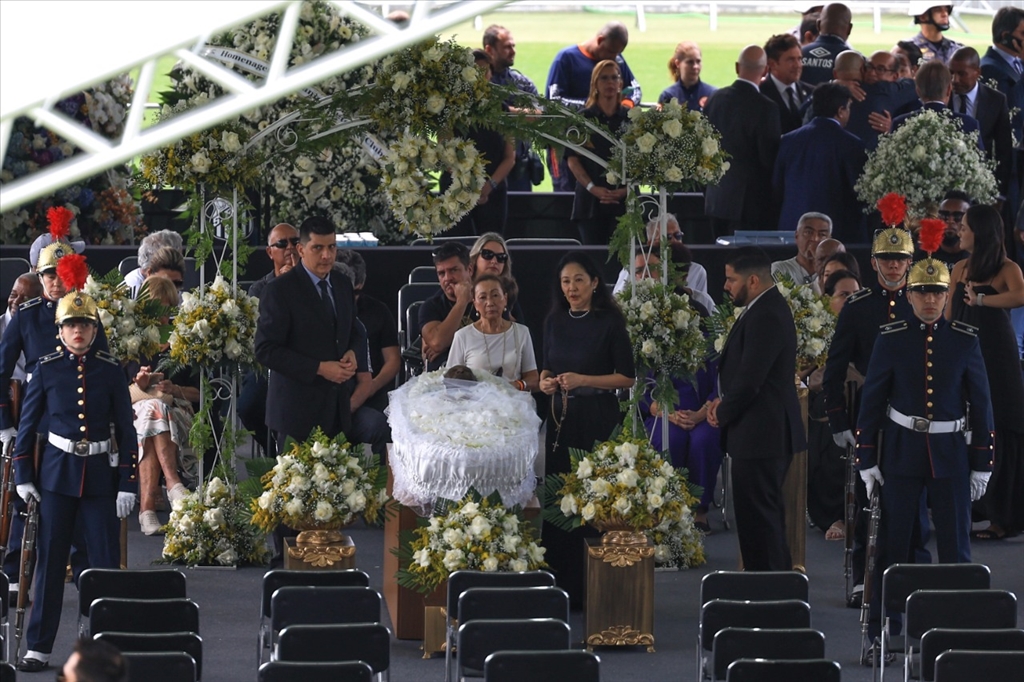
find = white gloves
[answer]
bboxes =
[0,427,15,445]
[833,430,856,449]
[969,471,991,502]
[116,492,137,519]
[16,483,40,503]
[860,466,884,499]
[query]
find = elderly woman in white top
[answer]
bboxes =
[447,274,539,393]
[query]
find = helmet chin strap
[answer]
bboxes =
[880,272,907,289]
[921,10,951,31]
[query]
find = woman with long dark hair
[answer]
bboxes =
[565,60,630,245]
[539,252,635,605]
[946,204,1024,540]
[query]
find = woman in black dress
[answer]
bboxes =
[540,252,635,605]
[565,60,630,245]
[946,204,1024,539]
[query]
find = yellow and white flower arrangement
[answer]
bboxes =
[544,433,704,539]
[83,269,171,362]
[774,274,837,367]
[379,131,488,239]
[162,476,270,567]
[250,428,387,534]
[617,277,706,411]
[646,503,706,570]
[167,276,259,372]
[607,99,729,191]
[855,108,997,219]
[396,493,546,594]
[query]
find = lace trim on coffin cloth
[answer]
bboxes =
[386,372,542,514]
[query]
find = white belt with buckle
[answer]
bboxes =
[48,433,110,456]
[887,406,965,434]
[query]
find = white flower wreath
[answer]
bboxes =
[380,131,488,238]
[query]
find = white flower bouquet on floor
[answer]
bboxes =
[250,428,387,533]
[396,493,546,594]
[162,477,270,567]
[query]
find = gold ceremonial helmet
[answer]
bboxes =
[907,257,951,292]
[36,240,73,273]
[871,227,914,258]
[55,291,99,325]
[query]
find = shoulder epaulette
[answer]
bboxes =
[950,320,978,337]
[95,350,120,365]
[846,288,872,305]
[880,320,907,335]
[39,350,62,364]
[18,297,41,311]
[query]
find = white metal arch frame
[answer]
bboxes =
[0,0,509,213]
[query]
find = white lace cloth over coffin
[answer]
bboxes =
[386,371,541,513]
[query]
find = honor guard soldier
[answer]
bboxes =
[822,225,928,606]
[855,254,994,644]
[0,209,108,598]
[11,258,136,674]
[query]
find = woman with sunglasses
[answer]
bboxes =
[565,60,630,245]
[127,275,200,535]
[447,274,539,393]
[946,204,1024,541]
[468,232,525,322]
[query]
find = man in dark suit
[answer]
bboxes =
[255,216,363,448]
[949,48,1013,200]
[704,45,782,236]
[773,83,867,242]
[840,50,918,150]
[890,61,982,142]
[708,247,806,571]
[760,34,814,135]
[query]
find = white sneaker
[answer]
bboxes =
[139,510,163,536]
[166,483,189,504]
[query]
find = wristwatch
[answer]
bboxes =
[488,179,498,190]
[976,293,985,307]
[585,181,595,192]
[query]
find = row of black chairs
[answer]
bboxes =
[873,563,1021,682]
[695,570,842,682]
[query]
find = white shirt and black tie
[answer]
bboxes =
[955,83,978,118]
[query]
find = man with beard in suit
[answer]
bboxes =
[708,247,805,571]
[703,45,781,236]
[255,216,363,447]
[760,33,814,134]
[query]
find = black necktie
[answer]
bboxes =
[958,94,968,114]
[318,279,335,324]
[786,86,799,115]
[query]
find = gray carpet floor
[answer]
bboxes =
[37,476,1024,682]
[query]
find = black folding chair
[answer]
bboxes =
[78,568,187,636]
[0,661,13,682]
[257,569,369,662]
[711,628,825,681]
[408,266,437,283]
[0,258,31,302]
[411,236,478,247]
[95,632,203,680]
[879,563,991,682]
[919,628,1024,681]
[725,658,842,682]
[258,661,374,682]
[483,650,600,682]
[457,618,571,680]
[902,590,1018,682]
[122,651,196,682]
[277,623,390,681]
[89,598,199,637]
[699,571,809,606]
[458,587,569,630]
[505,238,581,246]
[444,570,556,682]
[269,586,380,653]
[934,650,1024,682]
[697,600,811,682]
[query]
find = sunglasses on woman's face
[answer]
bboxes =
[480,249,508,263]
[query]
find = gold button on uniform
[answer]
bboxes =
[79,426,86,433]
[927,362,933,368]
[78,413,85,419]
[927,402,934,408]
[77,388,83,394]
[926,336,933,343]
[927,375,933,381]
[77,400,83,406]
[927,349,933,355]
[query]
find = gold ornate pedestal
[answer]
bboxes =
[284,530,356,570]
[585,531,656,653]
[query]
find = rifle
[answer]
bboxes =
[860,485,881,668]
[843,379,858,604]
[0,379,22,566]
[14,496,38,660]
